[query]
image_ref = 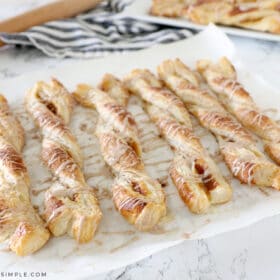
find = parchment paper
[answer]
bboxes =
[0,25,280,279]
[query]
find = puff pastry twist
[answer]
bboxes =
[0,95,50,256]
[197,57,280,166]
[158,58,280,189]
[25,79,102,243]
[186,0,280,34]
[74,74,166,231]
[124,69,232,214]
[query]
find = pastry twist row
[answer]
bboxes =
[0,95,50,256]
[158,58,280,189]
[124,69,232,214]
[197,57,280,166]
[25,79,102,243]
[74,74,166,231]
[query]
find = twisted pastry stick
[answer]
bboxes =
[74,74,166,231]
[151,0,280,34]
[185,0,280,34]
[197,57,280,165]
[0,95,50,256]
[124,69,232,214]
[25,79,102,243]
[158,58,280,189]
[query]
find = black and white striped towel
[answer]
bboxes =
[0,0,195,58]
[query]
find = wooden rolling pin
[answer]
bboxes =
[0,0,103,46]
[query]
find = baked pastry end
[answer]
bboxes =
[169,154,211,214]
[44,185,102,243]
[9,222,50,256]
[112,171,166,231]
[264,142,280,166]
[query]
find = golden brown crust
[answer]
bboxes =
[145,103,202,156]
[95,120,144,173]
[169,153,211,214]
[197,57,280,165]
[264,142,280,165]
[125,69,232,213]
[42,139,86,187]
[112,171,166,231]
[0,98,50,256]
[35,79,74,123]
[238,14,280,34]
[220,140,280,188]
[25,78,102,243]
[159,58,280,189]
[150,0,187,17]
[151,0,280,34]
[125,69,192,128]
[74,75,166,231]
[99,74,130,107]
[195,110,254,145]
[186,0,280,34]
[0,95,25,152]
[74,84,142,157]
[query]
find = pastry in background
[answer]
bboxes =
[150,0,280,34]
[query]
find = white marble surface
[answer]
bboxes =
[94,215,280,280]
[0,34,279,280]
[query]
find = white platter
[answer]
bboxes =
[121,0,280,42]
[0,26,280,279]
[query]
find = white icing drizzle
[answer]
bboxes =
[174,170,202,186]
[82,78,166,225]
[210,71,278,137]
[232,158,256,185]
[117,194,146,211]
[127,74,189,124]
[200,111,249,142]
[158,118,194,140]
[127,68,228,205]
[100,133,139,168]
[47,149,77,177]
[47,184,93,200]
[220,78,244,101]
[26,82,101,240]
[45,205,66,227]
[32,105,67,134]
[114,170,163,206]
[240,109,274,130]
[158,59,280,191]
[102,102,137,137]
